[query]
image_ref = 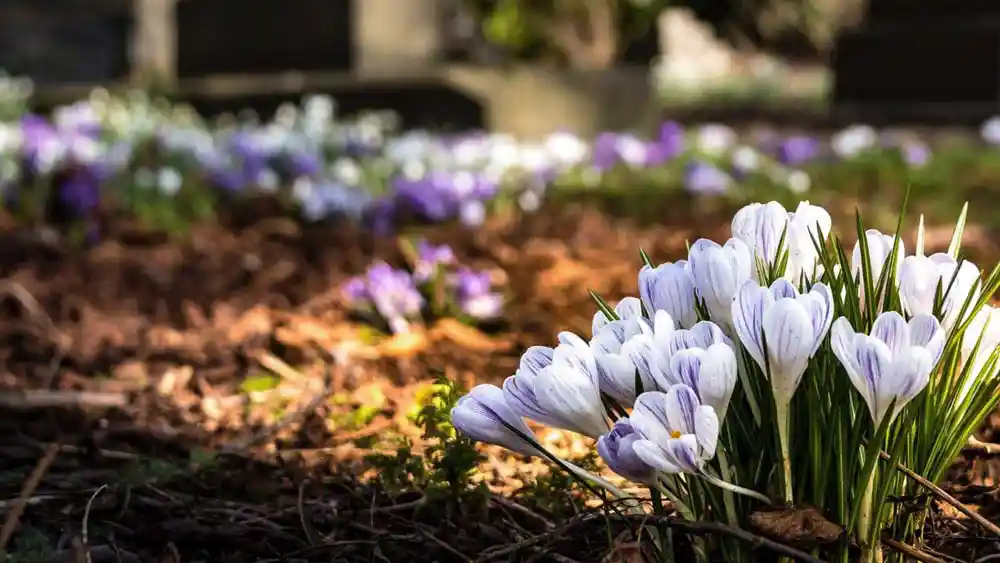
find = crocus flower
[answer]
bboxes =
[452,268,503,320]
[732,279,834,407]
[899,253,982,331]
[345,262,424,334]
[852,229,905,306]
[413,241,455,283]
[630,384,719,474]
[451,384,543,457]
[961,305,1000,390]
[777,135,821,166]
[504,333,608,438]
[592,297,646,336]
[732,201,831,283]
[831,312,944,424]
[688,238,754,327]
[684,161,731,195]
[597,419,658,484]
[592,318,654,406]
[639,260,698,329]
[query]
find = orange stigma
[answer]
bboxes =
[670,430,682,439]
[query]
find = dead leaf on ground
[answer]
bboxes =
[430,318,511,352]
[376,330,430,358]
[748,506,844,547]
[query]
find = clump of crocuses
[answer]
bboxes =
[343,240,504,334]
[451,198,1000,563]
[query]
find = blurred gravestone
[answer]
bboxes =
[352,0,446,74]
[0,0,131,85]
[833,0,1000,123]
[176,0,354,77]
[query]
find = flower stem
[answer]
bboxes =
[858,476,883,563]
[561,460,635,503]
[775,399,794,504]
[699,470,772,505]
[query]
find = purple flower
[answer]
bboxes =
[777,135,821,166]
[683,161,731,195]
[592,132,621,171]
[452,268,503,320]
[414,241,456,283]
[901,142,931,167]
[597,419,658,484]
[655,121,685,161]
[345,261,424,334]
[286,150,321,178]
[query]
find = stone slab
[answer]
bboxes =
[0,0,130,84]
[833,20,1000,116]
[176,0,353,78]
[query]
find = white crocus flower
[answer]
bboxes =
[732,279,834,407]
[451,384,543,457]
[638,260,698,329]
[852,229,906,307]
[731,201,832,283]
[898,253,981,332]
[831,312,944,425]
[504,333,608,438]
[688,238,754,327]
[592,296,646,335]
[630,384,719,474]
[591,318,653,407]
[961,305,1000,393]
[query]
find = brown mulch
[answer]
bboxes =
[0,199,997,561]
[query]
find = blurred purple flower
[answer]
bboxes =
[656,121,685,160]
[902,142,931,167]
[344,261,424,334]
[414,241,456,283]
[592,132,621,172]
[684,160,731,195]
[777,135,821,166]
[452,268,503,320]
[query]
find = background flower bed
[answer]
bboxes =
[1,70,1000,562]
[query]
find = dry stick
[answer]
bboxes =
[477,512,824,563]
[0,280,69,388]
[965,436,1000,455]
[0,443,59,554]
[881,536,948,563]
[881,451,1000,537]
[0,390,128,410]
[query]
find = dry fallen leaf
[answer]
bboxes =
[431,318,511,352]
[748,506,844,547]
[377,330,430,358]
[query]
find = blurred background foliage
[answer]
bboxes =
[460,0,863,67]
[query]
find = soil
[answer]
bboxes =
[0,198,997,562]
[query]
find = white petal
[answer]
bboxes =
[664,434,703,473]
[615,297,644,321]
[694,405,719,459]
[631,391,673,446]
[633,438,683,473]
[762,299,815,403]
[871,311,910,357]
[622,334,672,390]
[535,361,608,437]
[451,384,540,456]
[664,384,700,435]
[855,336,892,424]
[731,280,772,372]
[879,347,934,423]
[697,343,738,420]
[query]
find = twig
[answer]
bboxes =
[477,511,824,563]
[256,351,305,382]
[0,390,128,410]
[82,485,108,549]
[882,536,947,563]
[0,280,70,388]
[965,436,1000,455]
[416,527,473,563]
[0,443,59,554]
[882,450,1000,537]
[490,496,556,531]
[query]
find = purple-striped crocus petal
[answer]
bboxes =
[597,419,658,484]
[688,237,754,325]
[799,283,834,356]
[663,434,703,473]
[664,384,699,436]
[630,391,674,447]
[519,346,555,377]
[622,334,671,391]
[533,346,608,437]
[639,261,698,329]
[855,337,893,423]
[731,280,773,371]
[762,299,816,404]
[879,347,934,421]
[695,343,739,421]
[693,404,720,459]
[670,349,703,392]
[770,279,798,300]
[831,318,871,400]
[615,297,644,321]
[451,384,542,457]
[871,311,909,357]
[632,438,684,473]
[593,312,610,337]
[908,314,945,363]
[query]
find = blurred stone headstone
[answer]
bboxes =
[131,0,176,85]
[657,8,735,88]
[176,0,354,77]
[833,0,1000,123]
[351,0,446,74]
[0,0,131,85]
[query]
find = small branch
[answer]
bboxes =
[0,390,128,410]
[965,436,1000,455]
[882,536,948,563]
[0,443,59,554]
[882,450,1000,538]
